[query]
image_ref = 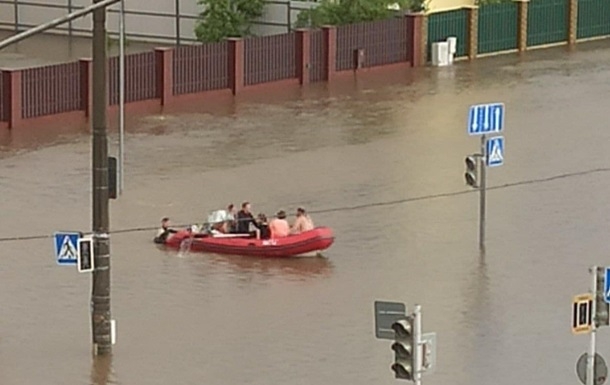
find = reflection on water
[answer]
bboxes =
[202,253,334,281]
[90,355,116,385]
[161,241,334,282]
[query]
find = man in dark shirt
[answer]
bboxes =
[235,202,256,234]
[255,213,270,239]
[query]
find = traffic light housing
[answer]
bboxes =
[595,267,609,327]
[464,156,478,188]
[391,316,416,381]
[77,237,95,273]
[108,156,118,200]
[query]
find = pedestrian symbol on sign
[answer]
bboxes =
[486,136,504,167]
[53,232,81,265]
[59,236,77,260]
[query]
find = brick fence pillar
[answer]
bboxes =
[466,6,479,60]
[3,69,22,129]
[516,0,529,52]
[406,13,426,67]
[567,0,578,45]
[420,14,429,64]
[228,38,244,95]
[155,47,173,106]
[0,70,8,124]
[322,26,336,81]
[79,59,92,117]
[295,29,311,85]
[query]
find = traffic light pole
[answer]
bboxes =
[588,266,597,385]
[479,134,487,251]
[91,0,112,355]
[413,305,422,385]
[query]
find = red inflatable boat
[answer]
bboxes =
[162,227,335,258]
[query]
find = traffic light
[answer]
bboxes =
[464,156,478,188]
[595,267,609,327]
[391,316,416,381]
[77,237,95,273]
[108,156,118,200]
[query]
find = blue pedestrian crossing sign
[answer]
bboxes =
[468,103,505,135]
[604,267,610,303]
[54,232,80,265]
[486,136,504,167]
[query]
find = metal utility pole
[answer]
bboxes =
[175,0,181,46]
[588,266,597,385]
[91,0,112,355]
[118,0,125,195]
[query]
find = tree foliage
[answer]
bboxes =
[294,0,428,29]
[194,0,265,43]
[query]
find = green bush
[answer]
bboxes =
[295,0,428,29]
[194,0,265,43]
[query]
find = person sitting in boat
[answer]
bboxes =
[291,207,314,234]
[254,213,271,239]
[235,201,257,234]
[206,204,235,234]
[154,217,178,244]
[269,210,290,239]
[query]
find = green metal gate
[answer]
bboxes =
[428,9,469,59]
[478,3,519,54]
[577,0,610,39]
[527,0,569,47]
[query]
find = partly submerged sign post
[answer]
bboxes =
[464,102,505,251]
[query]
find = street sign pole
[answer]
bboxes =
[466,103,504,251]
[479,134,486,251]
[589,266,598,385]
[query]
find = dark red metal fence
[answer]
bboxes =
[244,33,296,86]
[172,42,229,95]
[309,29,326,82]
[0,73,5,122]
[21,62,81,119]
[336,17,410,71]
[2,16,424,128]
[108,52,157,105]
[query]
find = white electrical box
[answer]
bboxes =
[431,42,450,66]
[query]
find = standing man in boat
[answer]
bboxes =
[154,217,178,244]
[235,202,257,234]
[225,203,237,233]
[291,207,314,234]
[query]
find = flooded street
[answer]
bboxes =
[2,37,610,385]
